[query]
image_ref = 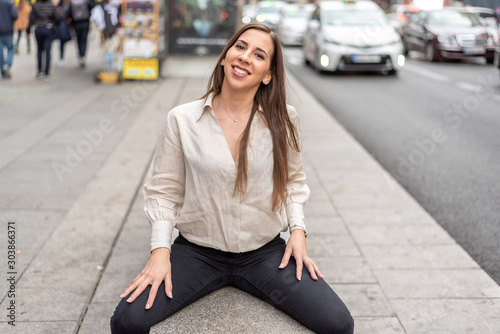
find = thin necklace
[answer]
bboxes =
[219,98,252,123]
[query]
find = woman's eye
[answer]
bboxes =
[235,44,244,50]
[256,53,265,60]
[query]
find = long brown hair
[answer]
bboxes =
[202,23,300,212]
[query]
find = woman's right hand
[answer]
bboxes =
[120,247,173,309]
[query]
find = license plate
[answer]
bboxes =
[463,47,485,55]
[351,55,382,63]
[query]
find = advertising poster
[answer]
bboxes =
[169,0,236,55]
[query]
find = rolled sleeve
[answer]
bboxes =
[143,109,186,251]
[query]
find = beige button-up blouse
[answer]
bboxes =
[144,94,310,253]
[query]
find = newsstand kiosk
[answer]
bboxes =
[121,0,166,80]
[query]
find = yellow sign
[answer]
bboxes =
[123,58,159,80]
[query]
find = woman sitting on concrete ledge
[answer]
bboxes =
[110,22,354,334]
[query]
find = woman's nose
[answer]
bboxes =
[238,52,251,63]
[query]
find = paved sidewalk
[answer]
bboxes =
[0,36,499,334]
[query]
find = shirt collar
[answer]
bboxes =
[195,93,215,122]
[194,92,264,122]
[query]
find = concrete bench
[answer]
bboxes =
[150,286,313,333]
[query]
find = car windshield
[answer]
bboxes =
[284,8,313,19]
[428,11,481,27]
[259,6,282,15]
[325,10,388,26]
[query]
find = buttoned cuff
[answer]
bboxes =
[286,202,307,236]
[150,220,174,252]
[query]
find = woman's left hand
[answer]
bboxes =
[279,229,324,281]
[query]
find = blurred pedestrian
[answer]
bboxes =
[110,23,354,334]
[69,0,95,68]
[29,0,61,80]
[13,0,31,55]
[0,0,18,79]
[56,0,72,67]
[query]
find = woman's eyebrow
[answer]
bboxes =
[237,39,268,57]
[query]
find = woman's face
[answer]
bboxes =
[221,29,274,93]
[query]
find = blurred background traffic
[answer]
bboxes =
[241,0,500,74]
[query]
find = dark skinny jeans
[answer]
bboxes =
[110,234,354,334]
[34,27,55,75]
[73,22,89,58]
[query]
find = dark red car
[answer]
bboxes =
[402,8,497,63]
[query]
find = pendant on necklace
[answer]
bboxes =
[234,119,237,123]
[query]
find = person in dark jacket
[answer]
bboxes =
[29,0,61,80]
[69,0,96,68]
[0,0,18,79]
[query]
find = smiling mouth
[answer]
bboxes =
[233,66,249,75]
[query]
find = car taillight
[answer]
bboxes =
[397,13,407,21]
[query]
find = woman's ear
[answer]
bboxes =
[221,58,225,66]
[263,72,273,85]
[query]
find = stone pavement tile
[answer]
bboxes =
[360,244,479,269]
[338,206,436,226]
[302,145,383,171]
[353,317,406,334]
[391,299,500,334]
[79,301,117,334]
[0,194,78,211]
[307,234,361,258]
[305,215,349,235]
[16,259,102,289]
[0,84,105,170]
[92,271,136,303]
[124,209,150,228]
[329,189,418,210]
[0,287,88,322]
[349,223,455,245]
[374,269,500,299]
[315,257,377,284]
[331,284,395,317]
[150,287,313,334]
[0,321,77,334]
[304,200,338,217]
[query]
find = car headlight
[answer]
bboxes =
[437,35,457,46]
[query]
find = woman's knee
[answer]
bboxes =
[318,312,354,334]
[110,304,150,334]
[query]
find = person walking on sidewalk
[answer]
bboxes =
[13,0,31,55]
[69,0,95,68]
[29,0,61,80]
[0,0,18,79]
[55,0,72,67]
[110,23,354,334]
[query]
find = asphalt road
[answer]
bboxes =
[283,47,500,284]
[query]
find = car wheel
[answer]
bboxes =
[486,57,494,65]
[387,69,398,75]
[425,42,439,62]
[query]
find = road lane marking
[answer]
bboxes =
[455,82,482,92]
[403,63,451,82]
